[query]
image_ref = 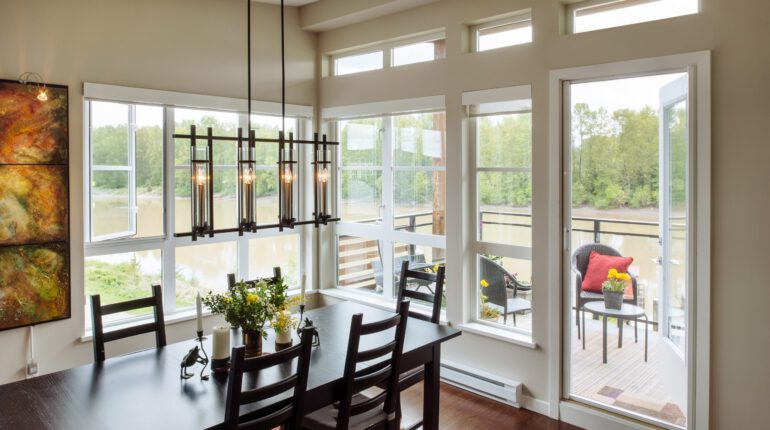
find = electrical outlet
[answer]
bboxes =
[26,361,38,378]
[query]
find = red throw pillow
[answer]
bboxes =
[581,251,633,294]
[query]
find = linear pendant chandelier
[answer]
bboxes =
[174,0,339,241]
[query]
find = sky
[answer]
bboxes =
[571,72,686,113]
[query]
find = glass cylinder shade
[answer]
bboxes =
[190,130,212,239]
[238,130,256,233]
[315,143,333,223]
[279,132,297,228]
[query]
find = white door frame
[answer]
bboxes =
[547,51,711,430]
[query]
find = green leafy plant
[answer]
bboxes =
[203,278,290,337]
[602,268,630,293]
[478,279,501,320]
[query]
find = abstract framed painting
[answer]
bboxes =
[0,78,70,331]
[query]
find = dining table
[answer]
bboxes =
[0,301,461,430]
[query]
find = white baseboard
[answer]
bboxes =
[521,395,551,416]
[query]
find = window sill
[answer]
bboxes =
[80,288,314,342]
[457,322,537,349]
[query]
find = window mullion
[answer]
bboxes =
[162,106,177,313]
[381,116,395,298]
[128,105,138,236]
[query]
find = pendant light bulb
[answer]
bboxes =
[195,166,207,186]
[283,165,293,184]
[243,167,254,185]
[319,167,329,183]
[36,88,48,102]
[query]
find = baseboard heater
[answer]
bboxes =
[440,360,522,407]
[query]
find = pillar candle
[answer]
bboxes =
[195,292,203,333]
[212,325,231,360]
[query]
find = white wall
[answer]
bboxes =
[0,0,317,383]
[315,0,770,428]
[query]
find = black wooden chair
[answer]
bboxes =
[90,284,166,363]
[479,256,531,325]
[223,328,314,430]
[228,267,282,290]
[395,260,445,430]
[572,243,638,339]
[303,300,410,430]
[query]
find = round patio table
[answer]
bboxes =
[583,301,648,364]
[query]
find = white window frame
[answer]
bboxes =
[324,97,447,312]
[547,51,711,429]
[83,84,313,326]
[329,31,446,77]
[565,0,700,34]
[470,11,533,53]
[87,102,139,242]
[463,85,534,337]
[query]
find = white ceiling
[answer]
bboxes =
[251,0,319,6]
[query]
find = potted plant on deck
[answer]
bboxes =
[602,268,630,310]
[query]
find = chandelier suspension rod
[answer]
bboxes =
[247,0,252,130]
[281,0,286,133]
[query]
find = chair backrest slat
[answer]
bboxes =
[228,267,282,291]
[90,284,166,363]
[240,374,299,404]
[397,260,446,324]
[359,314,400,335]
[100,296,156,315]
[356,340,397,363]
[335,300,410,430]
[223,328,313,430]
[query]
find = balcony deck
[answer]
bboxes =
[486,311,685,428]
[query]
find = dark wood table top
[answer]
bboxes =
[0,301,460,430]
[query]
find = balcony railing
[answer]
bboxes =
[338,210,663,325]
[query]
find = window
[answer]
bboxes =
[85,97,305,326]
[331,32,446,76]
[391,38,446,67]
[466,85,533,334]
[472,12,532,52]
[339,118,383,223]
[89,102,164,241]
[568,0,698,34]
[333,101,446,306]
[334,51,384,76]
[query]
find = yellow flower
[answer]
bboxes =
[480,279,489,288]
[608,268,618,278]
[620,273,631,281]
[433,264,439,272]
[246,294,259,305]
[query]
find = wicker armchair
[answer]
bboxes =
[571,244,638,339]
[479,256,531,325]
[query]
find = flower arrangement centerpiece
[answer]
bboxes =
[602,268,630,310]
[269,280,300,348]
[203,277,292,356]
[479,279,501,320]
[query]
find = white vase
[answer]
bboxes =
[275,329,292,345]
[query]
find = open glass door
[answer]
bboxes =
[657,75,689,411]
[565,71,692,428]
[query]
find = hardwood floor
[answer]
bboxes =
[400,382,583,430]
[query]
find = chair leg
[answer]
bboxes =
[576,306,581,339]
[513,313,517,326]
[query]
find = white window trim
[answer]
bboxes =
[329,30,446,77]
[565,0,700,35]
[463,84,534,339]
[83,82,313,118]
[470,10,533,53]
[83,85,314,325]
[547,51,711,429]
[331,100,447,301]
